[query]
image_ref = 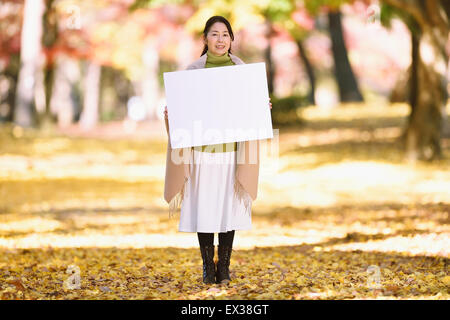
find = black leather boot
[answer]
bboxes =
[200,245,216,284]
[216,245,232,284]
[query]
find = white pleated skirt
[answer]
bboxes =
[178,149,252,233]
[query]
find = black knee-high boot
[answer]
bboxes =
[216,230,234,284]
[198,233,215,284]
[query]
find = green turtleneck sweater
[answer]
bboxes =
[193,51,238,153]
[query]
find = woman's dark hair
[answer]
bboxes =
[200,16,234,56]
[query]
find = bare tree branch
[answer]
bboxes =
[382,0,447,59]
[382,0,428,29]
[425,0,449,37]
[441,0,450,22]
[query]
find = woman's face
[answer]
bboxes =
[204,22,231,56]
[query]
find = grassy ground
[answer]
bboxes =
[0,102,449,300]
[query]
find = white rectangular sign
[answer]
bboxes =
[163,62,273,149]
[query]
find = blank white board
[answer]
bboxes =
[163,62,273,149]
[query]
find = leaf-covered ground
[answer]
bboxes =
[0,103,449,300]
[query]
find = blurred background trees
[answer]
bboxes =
[0,0,448,161]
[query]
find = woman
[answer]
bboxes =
[163,16,272,285]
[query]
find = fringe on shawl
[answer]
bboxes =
[168,149,253,218]
[233,178,252,216]
[168,176,189,219]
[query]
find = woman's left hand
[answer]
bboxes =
[269,97,272,110]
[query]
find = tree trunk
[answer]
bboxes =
[0,54,20,123]
[142,39,160,120]
[40,0,58,127]
[389,33,419,104]
[382,0,449,160]
[14,0,45,127]
[405,32,447,161]
[264,20,275,96]
[327,10,364,103]
[34,52,47,118]
[407,32,420,122]
[295,39,316,105]
[79,61,101,130]
[49,55,81,128]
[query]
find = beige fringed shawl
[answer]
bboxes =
[164,53,260,218]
